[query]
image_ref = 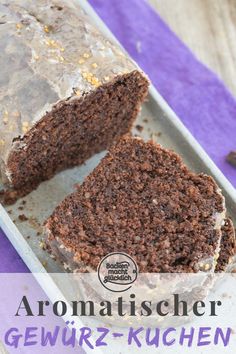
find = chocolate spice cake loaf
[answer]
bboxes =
[0,0,149,203]
[46,136,229,273]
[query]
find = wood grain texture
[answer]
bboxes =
[149,0,236,97]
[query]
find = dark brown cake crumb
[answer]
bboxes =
[135,124,144,132]
[226,151,236,168]
[0,189,21,205]
[18,214,28,222]
[46,136,225,273]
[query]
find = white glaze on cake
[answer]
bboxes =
[0,0,137,183]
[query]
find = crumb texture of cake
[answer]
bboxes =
[0,0,149,201]
[46,136,226,273]
[215,218,236,273]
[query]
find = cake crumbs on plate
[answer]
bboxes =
[18,214,28,222]
[28,217,42,231]
[135,124,144,132]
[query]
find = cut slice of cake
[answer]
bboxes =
[216,218,236,272]
[46,136,226,273]
[0,1,149,203]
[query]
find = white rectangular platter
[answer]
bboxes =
[0,0,236,274]
[0,2,236,353]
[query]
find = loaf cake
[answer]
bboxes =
[0,0,149,203]
[46,136,228,273]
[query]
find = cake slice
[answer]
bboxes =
[46,136,226,273]
[216,218,236,272]
[0,0,148,203]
